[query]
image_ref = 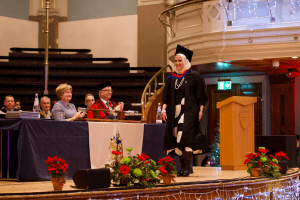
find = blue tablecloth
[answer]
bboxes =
[142,124,180,170]
[0,119,173,182]
[18,119,90,181]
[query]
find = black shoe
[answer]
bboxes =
[177,165,184,176]
[177,156,184,176]
[181,151,192,177]
[182,161,190,177]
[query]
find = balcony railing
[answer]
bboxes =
[159,0,300,37]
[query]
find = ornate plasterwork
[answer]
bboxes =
[160,0,300,65]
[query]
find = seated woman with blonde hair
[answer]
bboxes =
[52,83,85,121]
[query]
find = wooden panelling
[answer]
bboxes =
[207,83,262,145]
[271,83,295,135]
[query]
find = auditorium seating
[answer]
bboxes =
[0,47,162,118]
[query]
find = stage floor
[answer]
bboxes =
[0,167,298,199]
[0,167,262,193]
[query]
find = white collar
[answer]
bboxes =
[101,98,109,104]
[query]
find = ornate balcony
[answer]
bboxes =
[160,0,300,67]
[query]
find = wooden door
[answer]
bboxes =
[207,83,262,145]
[271,83,295,135]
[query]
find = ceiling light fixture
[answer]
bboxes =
[292,56,298,59]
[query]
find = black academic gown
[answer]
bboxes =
[162,70,209,155]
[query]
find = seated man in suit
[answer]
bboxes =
[89,81,124,119]
[40,96,52,119]
[1,95,19,113]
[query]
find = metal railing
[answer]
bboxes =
[141,65,173,121]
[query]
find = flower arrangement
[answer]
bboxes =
[110,148,161,187]
[274,151,289,161]
[45,156,69,178]
[244,147,281,179]
[158,156,177,175]
[158,156,177,184]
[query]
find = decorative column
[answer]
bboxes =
[137,0,175,67]
[29,0,67,49]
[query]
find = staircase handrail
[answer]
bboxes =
[141,65,173,121]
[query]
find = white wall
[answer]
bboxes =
[67,0,138,21]
[0,0,29,20]
[58,15,137,67]
[0,16,38,56]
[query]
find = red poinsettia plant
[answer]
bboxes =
[45,156,69,178]
[158,156,177,175]
[244,147,281,178]
[274,151,289,161]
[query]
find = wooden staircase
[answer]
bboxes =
[0,48,162,119]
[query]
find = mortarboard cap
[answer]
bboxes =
[175,44,193,62]
[95,81,112,90]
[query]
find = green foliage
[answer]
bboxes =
[110,149,161,187]
[244,147,281,178]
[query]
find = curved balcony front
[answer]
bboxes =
[160,0,300,66]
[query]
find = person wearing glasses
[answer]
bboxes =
[84,93,95,118]
[85,94,95,108]
[89,81,124,119]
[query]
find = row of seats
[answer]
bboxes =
[0,47,162,119]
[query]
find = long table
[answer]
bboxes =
[0,119,176,182]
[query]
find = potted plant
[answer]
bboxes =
[158,156,177,184]
[273,151,289,174]
[45,156,69,190]
[110,148,161,187]
[244,147,281,178]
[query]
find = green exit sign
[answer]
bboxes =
[218,81,231,90]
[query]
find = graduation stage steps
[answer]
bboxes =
[0,47,163,118]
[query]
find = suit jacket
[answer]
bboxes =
[40,111,52,119]
[0,107,19,113]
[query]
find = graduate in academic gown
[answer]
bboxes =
[162,45,209,177]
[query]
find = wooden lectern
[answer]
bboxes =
[217,96,257,170]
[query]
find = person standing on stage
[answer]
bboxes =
[89,81,124,119]
[52,83,85,121]
[161,45,209,177]
[40,96,52,119]
[1,95,19,113]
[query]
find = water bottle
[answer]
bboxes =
[59,110,65,121]
[32,93,40,112]
[156,103,162,124]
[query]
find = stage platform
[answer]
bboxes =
[0,167,299,200]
